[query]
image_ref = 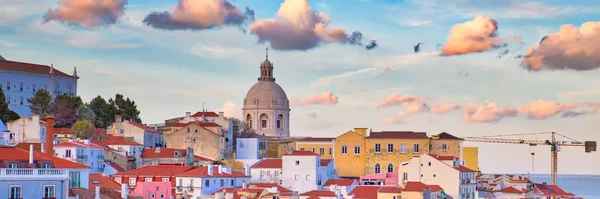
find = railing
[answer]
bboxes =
[97,155,105,159]
[77,155,88,160]
[1,169,68,177]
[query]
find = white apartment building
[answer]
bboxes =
[281,150,335,194]
[322,179,358,196]
[108,115,163,148]
[6,114,47,144]
[53,139,105,173]
[398,154,477,199]
[178,111,234,154]
[250,158,282,184]
[174,165,251,198]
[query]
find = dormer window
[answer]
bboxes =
[42,163,52,168]
[8,163,17,168]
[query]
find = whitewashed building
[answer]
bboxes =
[108,115,163,148]
[281,150,335,194]
[53,139,105,173]
[250,158,282,184]
[5,114,47,144]
[174,165,251,198]
[398,154,477,199]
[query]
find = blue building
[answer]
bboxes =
[0,57,79,117]
[236,138,260,159]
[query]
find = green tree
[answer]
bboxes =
[72,120,94,139]
[113,94,141,123]
[77,104,96,124]
[89,96,109,128]
[27,89,53,119]
[55,93,83,109]
[0,87,20,124]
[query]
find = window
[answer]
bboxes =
[43,185,55,198]
[190,179,194,186]
[387,163,394,172]
[403,172,408,180]
[19,83,23,91]
[205,180,210,187]
[162,178,169,182]
[433,174,436,177]
[275,171,279,176]
[300,147,305,151]
[261,120,267,128]
[267,170,271,176]
[174,151,180,156]
[387,143,394,153]
[400,144,407,153]
[129,178,136,186]
[295,161,300,166]
[294,175,299,181]
[442,144,448,150]
[8,163,17,168]
[9,186,21,199]
[33,84,37,92]
[413,144,420,153]
[145,178,152,182]
[354,146,361,154]
[54,83,60,93]
[231,180,234,186]
[113,156,117,160]
[187,128,190,133]
[374,163,381,174]
[69,172,81,188]
[7,96,10,104]
[19,96,23,105]
[276,120,281,129]
[310,148,315,153]
[220,179,224,187]
[428,162,431,166]
[6,81,10,90]
[120,130,124,135]
[374,143,381,153]
[115,177,122,183]
[329,148,332,155]
[319,148,324,155]
[306,175,310,181]
[341,145,348,154]
[67,84,72,95]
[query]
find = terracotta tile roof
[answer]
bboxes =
[69,188,120,199]
[403,182,443,192]
[173,121,222,128]
[92,134,143,146]
[191,111,220,118]
[283,150,320,156]
[378,186,402,193]
[89,174,121,190]
[142,148,187,159]
[251,159,282,169]
[430,154,457,161]
[106,161,125,172]
[367,131,429,139]
[0,147,90,169]
[0,60,73,77]
[126,121,159,133]
[533,183,575,197]
[320,159,332,167]
[15,142,42,152]
[323,179,355,186]
[299,190,337,197]
[54,141,104,148]
[349,186,381,199]
[211,187,238,197]
[426,185,444,192]
[433,132,464,140]
[296,137,335,142]
[457,165,476,172]
[175,166,248,177]
[195,155,215,162]
[495,186,523,194]
[113,165,195,177]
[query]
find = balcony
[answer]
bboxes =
[461,179,477,184]
[97,155,105,159]
[0,169,69,178]
[76,155,88,160]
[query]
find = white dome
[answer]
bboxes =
[243,81,289,109]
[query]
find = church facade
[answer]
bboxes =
[242,50,290,137]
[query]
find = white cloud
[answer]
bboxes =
[0,41,18,48]
[395,19,432,27]
[190,45,246,58]
[218,101,241,118]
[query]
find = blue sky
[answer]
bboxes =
[1,0,599,175]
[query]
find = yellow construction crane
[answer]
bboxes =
[462,132,596,185]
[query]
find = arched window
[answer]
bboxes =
[387,163,394,173]
[246,114,252,128]
[260,114,269,129]
[277,114,284,129]
[374,163,381,174]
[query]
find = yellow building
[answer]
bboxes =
[463,147,479,172]
[295,137,335,159]
[429,132,464,159]
[260,138,296,158]
[334,128,367,177]
[364,131,430,175]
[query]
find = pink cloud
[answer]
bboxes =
[379,94,427,108]
[517,100,578,119]
[218,100,240,118]
[143,0,254,31]
[431,104,460,114]
[382,102,430,124]
[249,0,375,50]
[43,0,127,27]
[290,92,339,106]
[462,100,518,123]
[441,16,507,56]
[521,22,600,71]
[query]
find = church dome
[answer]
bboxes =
[243,81,289,109]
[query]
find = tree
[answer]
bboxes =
[55,93,83,109]
[77,104,96,124]
[0,87,20,124]
[89,96,109,128]
[28,89,53,118]
[72,120,94,139]
[226,117,259,153]
[113,94,141,123]
[52,97,77,127]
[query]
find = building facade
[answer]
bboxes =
[0,59,78,117]
[281,150,335,194]
[165,122,225,161]
[463,147,479,173]
[174,165,251,198]
[5,114,47,144]
[108,116,163,148]
[250,158,282,184]
[295,137,334,159]
[242,52,290,138]
[111,165,196,195]
[53,139,105,173]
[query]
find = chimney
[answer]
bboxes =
[218,165,223,174]
[218,112,224,118]
[208,164,213,176]
[73,67,78,78]
[84,138,90,145]
[45,115,55,155]
[242,182,246,188]
[41,143,45,153]
[115,115,123,123]
[95,186,101,199]
[185,112,191,117]
[29,144,34,164]
[244,164,249,176]
[121,184,129,199]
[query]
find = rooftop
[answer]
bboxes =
[0,60,73,77]
[366,131,429,139]
[251,158,282,169]
[323,179,355,186]
[320,159,332,166]
[175,166,248,178]
[89,174,121,190]
[92,134,143,146]
[0,147,90,169]
[433,132,464,140]
[125,121,159,134]
[173,121,222,128]
[191,111,220,118]
[282,150,320,156]
[296,137,335,142]
[299,190,337,197]
[141,148,187,159]
[54,141,105,149]
[349,186,382,199]
[113,165,195,177]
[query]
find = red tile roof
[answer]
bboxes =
[434,132,464,140]
[430,154,457,161]
[296,137,335,142]
[403,182,443,192]
[126,121,159,133]
[0,60,73,77]
[299,190,337,197]
[495,186,523,194]
[427,185,444,192]
[142,148,187,159]
[113,165,195,177]
[92,134,143,146]
[191,111,220,118]
[0,147,90,169]
[323,179,355,186]
[320,159,332,166]
[173,121,222,128]
[242,182,293,193]
[367,131,429,139]
[15,142,43,152]
[349,186,381,199]
[90,174,121,190]
[251,159,282,169]
[533,183,575,197]
[54,141,104,148]
[175,166,248,177]
[194,155,215,162]
[283,150,320,156]
[457,165,476,172]
[106,161,125,172]
[378,186,402,193]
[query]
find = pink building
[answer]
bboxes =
[131,182,173,199]
[359,172,398,185]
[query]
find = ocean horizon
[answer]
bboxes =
[506,174,600,198]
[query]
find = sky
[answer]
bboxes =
[1,0,599,175]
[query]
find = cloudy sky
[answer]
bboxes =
[1,0,599,175]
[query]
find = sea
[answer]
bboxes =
[521,174,600,198]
